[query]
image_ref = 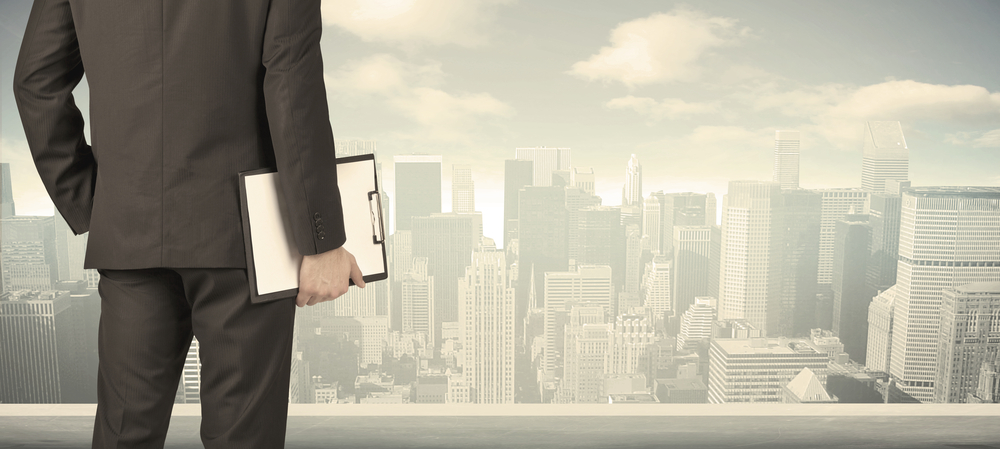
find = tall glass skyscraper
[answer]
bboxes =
[394,155,442,232]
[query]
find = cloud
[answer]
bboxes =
[325,54,514,142]
[321,0,511,48]
[606,95,718,120]
[745,80,1000,149]
[945,128,1000,148]
[569,8,748,87]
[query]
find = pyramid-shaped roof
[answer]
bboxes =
[785,367,835,402]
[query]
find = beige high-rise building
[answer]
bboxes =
[888,187,1000,402]
[934,282,1000,403]
[459,238,515,403]
[641,256,672,322]
[514,147,572,187]
[772,130,800,190]
[866,286,896,373]
[451,164,475,213]
[861,121,908,193]
[707,338,829,403]
[606,311,656,375]
[717,181,782,334]
[816,189,870,286]
[542,265,613,376]
[558,305,608,403]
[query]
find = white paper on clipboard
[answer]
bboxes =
[242,156,387,298]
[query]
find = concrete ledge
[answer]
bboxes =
[2,403,999,417]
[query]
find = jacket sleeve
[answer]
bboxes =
[261,0,347,256]
[12,0,94,236]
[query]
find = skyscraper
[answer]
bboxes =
[394,155,442,231]
[672,226,712,321]
[677,297,717,351]
[641,256,672,323]
[663,192,712,257]
[816,189,870,286]
[518,186,569,311]
[866,286,896,373]
[402,257,434,349]
[459,238,515,404]
[831,214,872,363]
[1,163,14,218]
[623,224,644,295]
[0,290,72,403]
[576,206,625,292]
[514,147,571,187]
[451,164,475,213]
[411,212,482,342]
[542,265,613,376]
[718,181,782,334]
[503,159,533,250]
[565,186,602,264]
[559,311,610,403]
[623,154,642,207]
[773,130,800,190]
[866,180,909,296]
[861,121,908,193]
[642,192,665,255]
[1,216,57,292]
[606,311,656,375]
[934,282,1000,403]
[571,167,595,196]
[388,229,412,331]
[774,189,822,337]
[888,187,1000,402]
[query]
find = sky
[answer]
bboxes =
[2,0,999,244]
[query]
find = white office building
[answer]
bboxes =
[707,338,829,403]
[542,265,614,376]
[515,147,571,187]
[888,187,1000,402]
[817,188,870,286]
[772,130,800,190]
[459,238,515,404]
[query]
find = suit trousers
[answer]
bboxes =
[91,267,296,449]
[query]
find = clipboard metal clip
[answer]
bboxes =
[368,190,385,244]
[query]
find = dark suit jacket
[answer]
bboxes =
[13,0,346,269]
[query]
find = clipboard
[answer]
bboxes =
[239,153,388,303]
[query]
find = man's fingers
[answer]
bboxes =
[351,260,365,288]
[296,292,311,308]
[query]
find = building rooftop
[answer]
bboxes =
[784,368,836,402]
[656,378,707,391]
[953,282,1000,294]
[904,186,1000,198]
[713,338,821,356]
[866,121,907,149]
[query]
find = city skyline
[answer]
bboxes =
[3,0,1000,411]
[3,1,1000,245]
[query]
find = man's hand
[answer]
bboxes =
[296,246,365,307]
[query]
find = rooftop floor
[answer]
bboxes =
[2,404,999,449]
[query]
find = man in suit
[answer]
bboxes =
[13,0,364,447]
